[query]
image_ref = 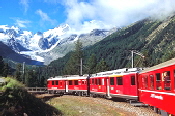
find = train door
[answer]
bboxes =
[106,77,111,97]
[109,77,115,95]
[86,77,90,95]
[65,80,68,93]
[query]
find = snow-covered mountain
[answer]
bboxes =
[0,24,70,51]
[0,24,119,65]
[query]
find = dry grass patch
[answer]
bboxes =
[46,95,121,116]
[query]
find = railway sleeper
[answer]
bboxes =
[152,107,172,116]
[129,100,149,107]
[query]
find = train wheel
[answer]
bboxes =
[78,92,81,96]
[90,94,93,97]
[81,92,84,97]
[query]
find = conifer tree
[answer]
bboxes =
[63,40,83,75]
[3,63,9,77]
[15,63,22,81]
[0,56,5,76]
[142,50,150,67]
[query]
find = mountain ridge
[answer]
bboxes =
[0,24,118,65]
[47,16,175,76]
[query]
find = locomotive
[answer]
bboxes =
[47,58,175,116]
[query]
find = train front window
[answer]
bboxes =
[163,71,171,91]
[156,73,162,90]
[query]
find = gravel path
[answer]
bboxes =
[91,97,160,116]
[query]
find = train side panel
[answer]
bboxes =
[109,73,138,100]
[139,64,175,115]
[90,76,107,96]
[67,77,89,96]
[47,78,66,94]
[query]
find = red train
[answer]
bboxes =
[47,58,175,116]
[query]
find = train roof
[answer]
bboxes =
[47,75,87,81]
[91,68,142,78]
[141,58,175,73]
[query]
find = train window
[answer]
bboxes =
[84,80,86,84]
[98,79,101,85]
[156,73,162,90]
[143,75,148,89]
[92,79,94,85]
[102,79,104,85]
[56,81,58,85]
[95,79,98,85]
[110,77,114,85]
[150,75,154,90]
[163,71,171,91]
[117,77,123,85]
[131,76,135,85]
[69,80,72,85]
[74,80,78,85]
[156,73,161,81]
[82,80,85,85]
[52,81,54,85]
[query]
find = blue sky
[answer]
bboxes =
[0,0,175,34]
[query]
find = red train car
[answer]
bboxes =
[66,75,89,96]
[90,68,141,100]
[108,68,140,100]
[47,75,90,96]
[139,58,175,115]
[47,76,66,94]
[90,72,108,98]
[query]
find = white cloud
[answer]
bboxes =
[62,0,175,33]
[12,18,32,28]
[19,0,29,14]
[43,0,61,4]
[36,9,57,26]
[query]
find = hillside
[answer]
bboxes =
[48,15,175,75]
[0,42,43,65]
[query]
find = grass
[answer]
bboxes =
[1,77,62,116]
[1,77,24,91]
[46,96,121,116]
